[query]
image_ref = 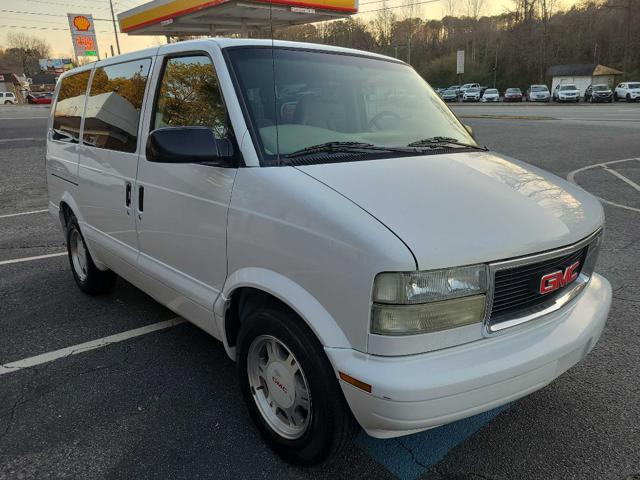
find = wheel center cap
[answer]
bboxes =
[266,362,295,409]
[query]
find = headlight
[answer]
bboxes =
[371,265,488,335]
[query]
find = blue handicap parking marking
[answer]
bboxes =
[356,405,510,480]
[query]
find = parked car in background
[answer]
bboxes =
[462,87,481,102]
[481,88,499,102]
[553,84,580,102]
[584,84,613,103]
[447,85,462,97]
[0,91,17,105]
[28,92,53,104]
[503,88,523,102]
[614,82,640,102]
[526,85,550,102]
[460,83,480,94]
[442,88,459,102]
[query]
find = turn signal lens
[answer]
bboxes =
[371,295,486,336]
[338,372,372,393]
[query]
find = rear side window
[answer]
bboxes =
[53,70,91,142]
[83,58,152,153]
[152,55,228,139]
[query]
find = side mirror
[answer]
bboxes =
[146,127,235,167]
[464,124,475,139]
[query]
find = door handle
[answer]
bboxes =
[138,186,144,213]
[125,182,132,207]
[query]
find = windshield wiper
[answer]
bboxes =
[283,141,411,158]
[407,137,487,150]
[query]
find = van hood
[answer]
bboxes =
[297,151,603,270]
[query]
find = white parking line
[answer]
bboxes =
[0,137,43,143]
[603,165,640,192]
[0,117,49,120]
[0,317,185,376]
[567,157,640,213]
[0,252,66,266]
[0,208,48,219]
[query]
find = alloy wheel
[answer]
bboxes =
[247,335,312,440]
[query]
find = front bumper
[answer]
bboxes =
[326,273,611,439]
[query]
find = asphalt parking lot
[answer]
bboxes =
[1,103,639,480]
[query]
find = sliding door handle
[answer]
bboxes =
[138,186,144,212]
[125,182,132,207]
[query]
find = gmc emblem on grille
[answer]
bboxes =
[539,261,581,294]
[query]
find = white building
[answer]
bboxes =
[547,64,623,96]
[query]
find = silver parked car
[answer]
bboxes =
[526,84,550,102]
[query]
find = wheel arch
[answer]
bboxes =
[58,192,83,230]
[215,268,352,360]
[58,194,109,271]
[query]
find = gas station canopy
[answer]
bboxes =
[118,0,358,36]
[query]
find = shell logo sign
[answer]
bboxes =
[67,13,99,57]
[72,15,92,32]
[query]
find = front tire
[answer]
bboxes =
[237,304,356,465]
[66,217,116,294]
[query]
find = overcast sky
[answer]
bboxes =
[1,0,568,58]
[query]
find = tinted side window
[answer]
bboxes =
[53,70,91,142]
[83,58,152,153]
[153,55,227,139]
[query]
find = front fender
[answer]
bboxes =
[215,267,352,359]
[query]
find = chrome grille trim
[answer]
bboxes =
[484,229,602,334]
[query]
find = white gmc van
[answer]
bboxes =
[46,38,611,464]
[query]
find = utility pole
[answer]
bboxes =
[493,42,498,88]
[109,0,121,55]
[605,0,631,74]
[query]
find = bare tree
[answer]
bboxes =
[442,0,458,18]
[401,0,422,64]
[371,0,396,54]
[466,0,485,18]
[4,32,51,76]
[6,32,50,58]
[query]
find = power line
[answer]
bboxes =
[23,0,111,10]
[0,9,112,21]
[0,24,112,33]
[358,0,441,13]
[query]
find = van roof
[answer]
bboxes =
[58,37,402,82]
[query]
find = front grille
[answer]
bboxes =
[489,245,589,324]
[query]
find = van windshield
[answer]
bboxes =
[226,47,475,165]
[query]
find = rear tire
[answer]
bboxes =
[66,217,116,294]
[237,304,356,465]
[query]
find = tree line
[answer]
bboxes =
[271,0,639,90]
